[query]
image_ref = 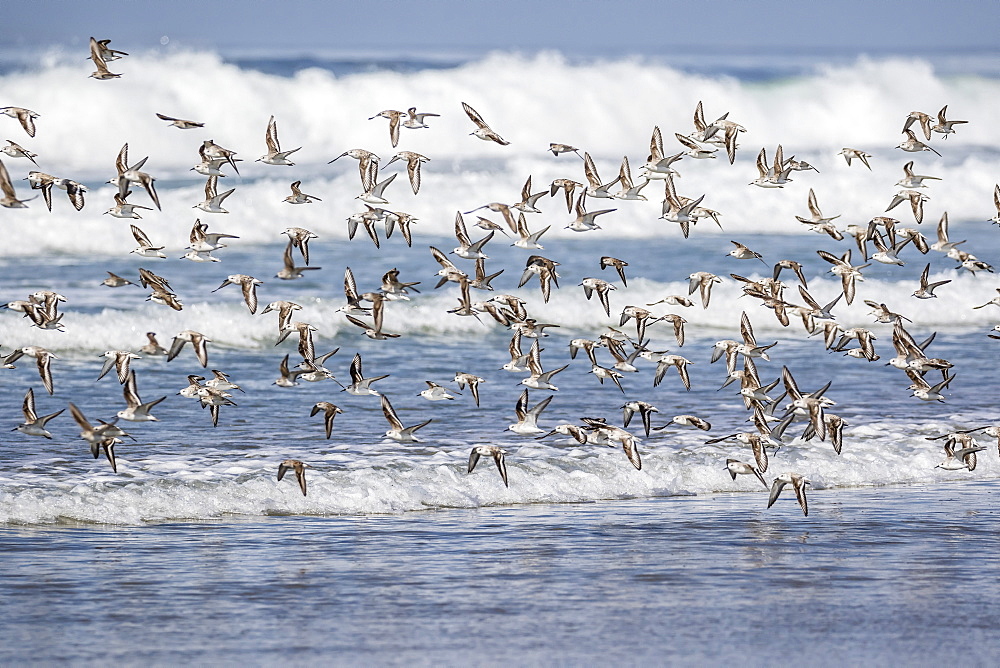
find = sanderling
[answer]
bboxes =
[278,459,310,496]
[14,387,63,439]
[381,395,432,443]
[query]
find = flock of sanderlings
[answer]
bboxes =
[1,38,999,516]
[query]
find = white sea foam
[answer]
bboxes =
[0,269,994,358]
[0,419,996,525]
[2,50,998,254]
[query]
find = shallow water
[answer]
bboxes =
[3,481,999,665]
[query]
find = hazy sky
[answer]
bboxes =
[3,0,997,56]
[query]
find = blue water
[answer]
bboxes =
[4,482,1000,664]
[2,47,1000,662]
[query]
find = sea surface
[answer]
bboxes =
[1,47,999,663]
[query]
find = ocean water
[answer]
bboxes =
[2,48,1000,662]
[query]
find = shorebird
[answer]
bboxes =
[501,332,533,372]
[213,274,262,313]
[906,369,954,402]
[728,240,766,263]
[386,150,429,194]
[641,126,684,178]
[582,152,619,199]
[816,249,868,305]
[68,403,123,472]
[97,350,141,384]
[1,107,39,137]
[274,355,304,387]
[869,230,912,266]
[0,159,30,208]
[566,191,616,232]
[537,423,591,445]
[590,364,625,392]
[155,113,204,129]
[653,354,694,390]
[402,106,439,129]
[278,459,310,496]
[188,219,238,253]
[5,346,57,395]
[548,143,581,157]
[675,132,716,159]
[931,105,967,138]
[468,446,509,487]
[725,459,768,488]
[343,353,388,397]
[913,264,950,299]
[750,146,790,188]
[380,267,421,301]
[419,381,459,401]
[356,161,397,205]
[197,385,236,427]
[284,180,321,204]
[105,192,152,219]
[660,176,705,237]
[178,374,206,398]
[903,110,933,139]
[507,389,553,435]
[381,395,432,443]
[619,305,659,342]
[621,400,659,437]
[688,271,723,309]
[311,402,344,439]
[767,473,811,516]
[795,188,840,226]
[988,184,1000,226]
[276,240,321,280]
[550,178,584,213]
[511,214,550,250]
[25,170,57,209]
[88,37,122,79]
[581,418,643,470]
[200,139,240,174]
[462,102,509,145]
[257,115,301,165]
[1,139,38,166]
[194,175,235,214]
[518,255,559,302]
[14,387,63,439]
[329,148,379,189]
[662,415,712,431]
[281,227,318,265]
[90,37,127,62]
[167,330,211,368]
[114,147,161,210]
[509,175,545,215]
[345,293,398,339]
[600,257,629,286]
[580,277,616,316]
[205,369,244,394]
[454,372,485,406]
[116,370,165,422]
[933,433,985,471]
[452,211,493,259]
[140,332,168,356]
[368,109,405,147]
[837,147,871,169]
[275,321,318,362]
[930,212,964,256]
[896,160,941,189]
[897,129,941,156]
[885,189,929,224]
